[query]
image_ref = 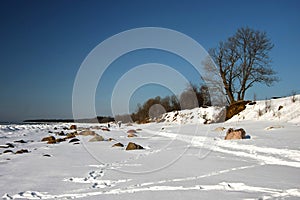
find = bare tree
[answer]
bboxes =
[207,27,278,104]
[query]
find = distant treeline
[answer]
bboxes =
[115,84,211,123]
[23,116,114,123]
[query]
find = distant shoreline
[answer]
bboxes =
[22,116,115,124]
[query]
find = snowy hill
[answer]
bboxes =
[157,95,300,124]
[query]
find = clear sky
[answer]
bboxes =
[0,0,299,122]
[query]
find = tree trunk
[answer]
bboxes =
[220,70,235,104]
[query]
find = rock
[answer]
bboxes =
[226,101,251,120]
[107,138,115,141]
[14,139,27,143]
[70,125,77,130]
[57,131,65,136]
[225,128,246,140]
[125,142,144,150]
[58,131,66,136]
[69,138,80,143]
[127,129,137,134]
[65,132,76,139]
[6,143,14,148]
[214,127,226,132]
[112,142,124,147]
[55,138,66,143]
[278,105,284,111]
[101,127,110,131]
[79,130,96,136]
[15,149,29,154]
[47,140,57,144]
[136,128,142,131]
[2,194,13,199]
[265,125,284,130]
[248,101,256,105]
[0,145,9,149]
[62,127,68,130]
[127,133,137,137]
[3,150,14,154]
[89,135,104,142]
[43,154,51,157]
[41,136,56,144]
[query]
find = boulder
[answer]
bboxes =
[6,143,14,148]
[79,130,96,136]
[3,150,14,154]
[225,128,246,140]
[127,133,137,137]
[57,131,65,136]
[64,132,76,139]
[14,139,27,143]
[89,135,104,142]
[41,136,56,144]
[214,127,226,132]
[0,143,14,149]
[112,142,124,147]
[226,101,251,120]
[127,129,137,134]
[101,126,110,131]
[55,138,66,143]
[265,125,284,130]
[47,140,57,144]
[125,142,144,150]
[69,138,80,143]
[15,149,29,154]
[70,125,77,130]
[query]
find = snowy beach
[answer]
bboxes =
[1,96,300,199]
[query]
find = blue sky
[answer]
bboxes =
[0,0,299,122]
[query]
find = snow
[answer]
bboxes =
[228,95,300,124]
[1,96,300,199]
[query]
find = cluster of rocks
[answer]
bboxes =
[43,125,145,150]
[110,129,144,150]
[41,132,77,144]
[1,125,145,158]
[0,142,29,155]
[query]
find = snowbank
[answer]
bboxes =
[156,95,300,124]
[157,106,226,124]
[228,95,300,124]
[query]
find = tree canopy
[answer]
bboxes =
[205,27,278,104]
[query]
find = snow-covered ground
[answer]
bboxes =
[1,96,300,199]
